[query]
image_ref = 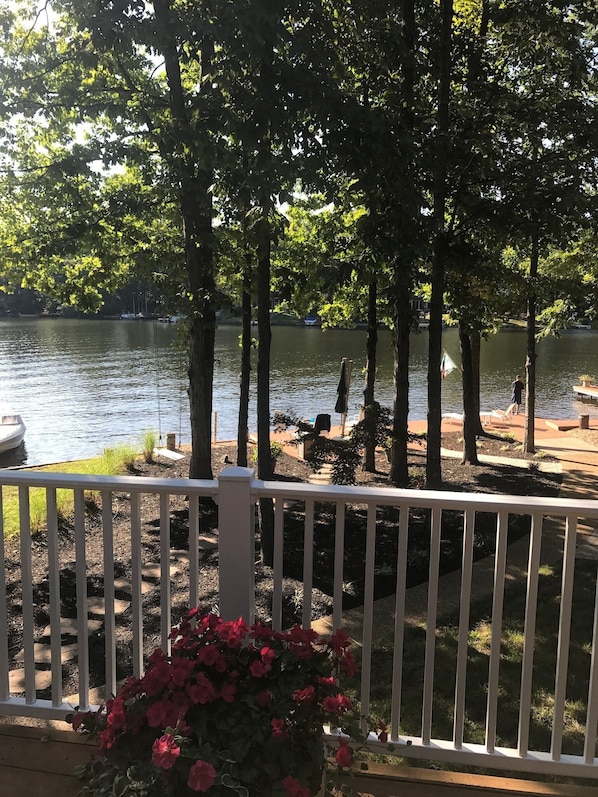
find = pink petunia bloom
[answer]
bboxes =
[293,685,315,703]
[187,759,217,792]
[334,738,353,768]
[377,719,388,744]
[151,734,181,769]
[187,672,218,704]
[270,718,289,740]
[249,658,271,677]
[198,644,221,666]
[257,689,272,706]
[282,774,311,797]
[322,693,352,715]
[106,698,127,730]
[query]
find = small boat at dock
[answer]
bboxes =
[0,414,26,453]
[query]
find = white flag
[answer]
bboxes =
[441,350,458,379]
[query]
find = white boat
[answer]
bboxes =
[0,414,26,453]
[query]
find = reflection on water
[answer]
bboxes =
[0,318,597,466]
[0,443,27,469]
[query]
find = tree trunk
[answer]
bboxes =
[524,231,538,454]
[390,278,411,486]
[471,329,482,428]
[459,322,480,465]
[153,0,215,480]
[363,280,378,472]
[237,241,252,467]
[427,0,453,488]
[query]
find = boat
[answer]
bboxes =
[0,414,26,453]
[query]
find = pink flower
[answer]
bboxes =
[335,738,353,768]
[257,689,272,706]
[270,718,289,740]
[293,685,315,703]
[378,720,388,744]
[151,734,180,769]
[106,698,127,729]
[282,775,311,797]
[322,693,352,715]
[187,672,218,704]
[198,644,221,666]
[188,760,217,792]
[249,658,271,677]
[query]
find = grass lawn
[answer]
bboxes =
[1,443,139,538]
[358,557,598,782]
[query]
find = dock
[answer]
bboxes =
[573,384,598,400]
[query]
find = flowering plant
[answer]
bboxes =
[72,610,376,797]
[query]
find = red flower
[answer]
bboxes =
[282,774,311,797]
[151,734,180,769]
[187,672,218,704]
[293,685,315,703]
[322,693,352,715]
[335,738,353,768]
[106,698,127,729]
[270,718,289,740]
[187,759,217,792]
[378,719,388,744]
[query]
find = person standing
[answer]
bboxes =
[510,375,524,415]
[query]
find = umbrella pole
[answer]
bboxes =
[339,359,353,437]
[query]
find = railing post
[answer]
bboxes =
[217,467,256,624]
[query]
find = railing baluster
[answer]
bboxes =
[390,503,409,741]
[422,505,442,745]
[332,501,345,632]
[160,493,171,653]
[0,488,8,702]
[551,514,577,760]
[46,488,63,708]
[188,495,200,610]
[302,499,315,628]
[518,512,543,757]
[74,489,90,710]
[359,502,377,726]
[272,497,285,631]
[19,486,36,704]
[584,559,598,764]
[101,489,117,699]
[486,509,509,753]
[453,508,475,749]
[130,492,143,677]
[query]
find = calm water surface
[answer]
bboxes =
[1,318,597,466]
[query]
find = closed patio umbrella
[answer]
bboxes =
[334,358,353,436]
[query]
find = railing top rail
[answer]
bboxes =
[0,469,218,497]
[254,477,598,515]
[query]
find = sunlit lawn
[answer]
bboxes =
[1,443,139,538]
[359,558,598,779]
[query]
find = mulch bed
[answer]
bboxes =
[3,431,562,700]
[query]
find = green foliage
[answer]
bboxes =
[1,445,141,539]
[142,430,157,464]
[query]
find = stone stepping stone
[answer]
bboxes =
[87,596,130,618]
[198,535,218,550]
[114,576,154,596]
[9,668,52,693]
[41,618,103,640]
[141,561,182,579]
[14,642,79,665]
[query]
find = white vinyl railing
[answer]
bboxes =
[2,465,598,780]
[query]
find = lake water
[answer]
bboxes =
[1,317,597,466]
